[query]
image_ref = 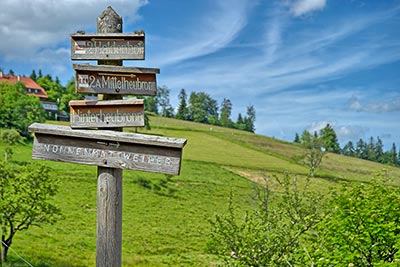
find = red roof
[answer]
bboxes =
[0,74,48,99]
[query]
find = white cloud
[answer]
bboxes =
[289,0,327,17]
[0,0,147,61]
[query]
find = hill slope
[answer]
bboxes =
[2,117,400,266]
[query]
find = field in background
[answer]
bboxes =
[2,116,400,266]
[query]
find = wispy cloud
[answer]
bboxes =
[152,0,251,67]
[349,95,400,113]
[287,0,327,17]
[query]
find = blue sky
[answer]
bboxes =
[1,0,399,149]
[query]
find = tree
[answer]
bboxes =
[0,81,45,137]
[294,132,301,143]
[29,70,37,81]
[0,162,61,262]
[144,96,158,114]
[219,98,233,128]
[374,137,384,163]
[8,69,14,76]
[188,92,219,124]
[301,130,325,177]
[58,78,84,114]
[244,104,256,133]
[342,141,355,157]
[319,124,340,153]
[208,174,325,266]
[37,74,65,104]
[157,86,174,117]
[175,89,189,120]
[366,136,377,161]
[356,138,367,159]
[235,113,246,130]
[0,129,21,161]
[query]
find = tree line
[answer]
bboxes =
[143,86,256,133]
[294,124,400,167]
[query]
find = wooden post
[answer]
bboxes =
[96,6,123,267]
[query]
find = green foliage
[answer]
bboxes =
[37,75,64,103]
[58,78,85,114]
[301,130,325,177]
[316,170,400,266]
[157,86,174,117]
[0,82,45,137]
[0,129,22,161]
[176,88,189,120]
[319,124,340,153]
[208,173,325,266]
[220,98,233,128]
[0,161,61,262]
[188,91,219,124]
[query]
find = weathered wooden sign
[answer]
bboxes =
[29,123,187,175]
[71,32,145,60]
[69,99,144,129]
[73,64,159,95]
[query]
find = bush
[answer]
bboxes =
[316,170,400,266]
[208,173,326,266]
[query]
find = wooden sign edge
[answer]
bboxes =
[69,99,144,107]
[73,64,160,74]
[28,123,187,149]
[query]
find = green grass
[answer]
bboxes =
[1,116,400,266]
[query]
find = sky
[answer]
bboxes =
[1,0,399,149]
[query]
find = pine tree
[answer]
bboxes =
[245,104,256,133]
[176,89,189,120]
[220,98,233,128]
[294,133,301,143]
[342,141,355,157]
[30,70,37,81]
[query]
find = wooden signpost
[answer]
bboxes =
[74,64,159,95]
[69,99,145,128]
[29,6,186,267]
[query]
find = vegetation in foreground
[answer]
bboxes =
[0,115,400,266]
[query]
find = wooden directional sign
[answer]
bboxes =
[29,123,187,175]
[73,64,159,96]
[69,99,144,129]
[71,32,145,60]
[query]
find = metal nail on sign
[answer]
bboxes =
[29,123,187,175]
[71,32,145,60]
[73,64,159,96]
[69,99,145,129]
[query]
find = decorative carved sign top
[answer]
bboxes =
[97,6,122,33]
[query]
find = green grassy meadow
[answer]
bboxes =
[2,116,400,266]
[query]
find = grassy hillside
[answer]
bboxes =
[1,116,400,266]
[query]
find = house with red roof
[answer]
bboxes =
[0,71,48,99]
[0,71,64,119]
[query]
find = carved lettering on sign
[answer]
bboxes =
[77,74,156,93]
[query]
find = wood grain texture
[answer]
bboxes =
[73,64,158,96]
[69,99,145,128]
[70,33,145,60]
[96,167,122,267]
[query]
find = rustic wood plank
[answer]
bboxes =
[31,132,184,175]
[70,33,145,60]
[69,99,145,129]
[73,64,159,95]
